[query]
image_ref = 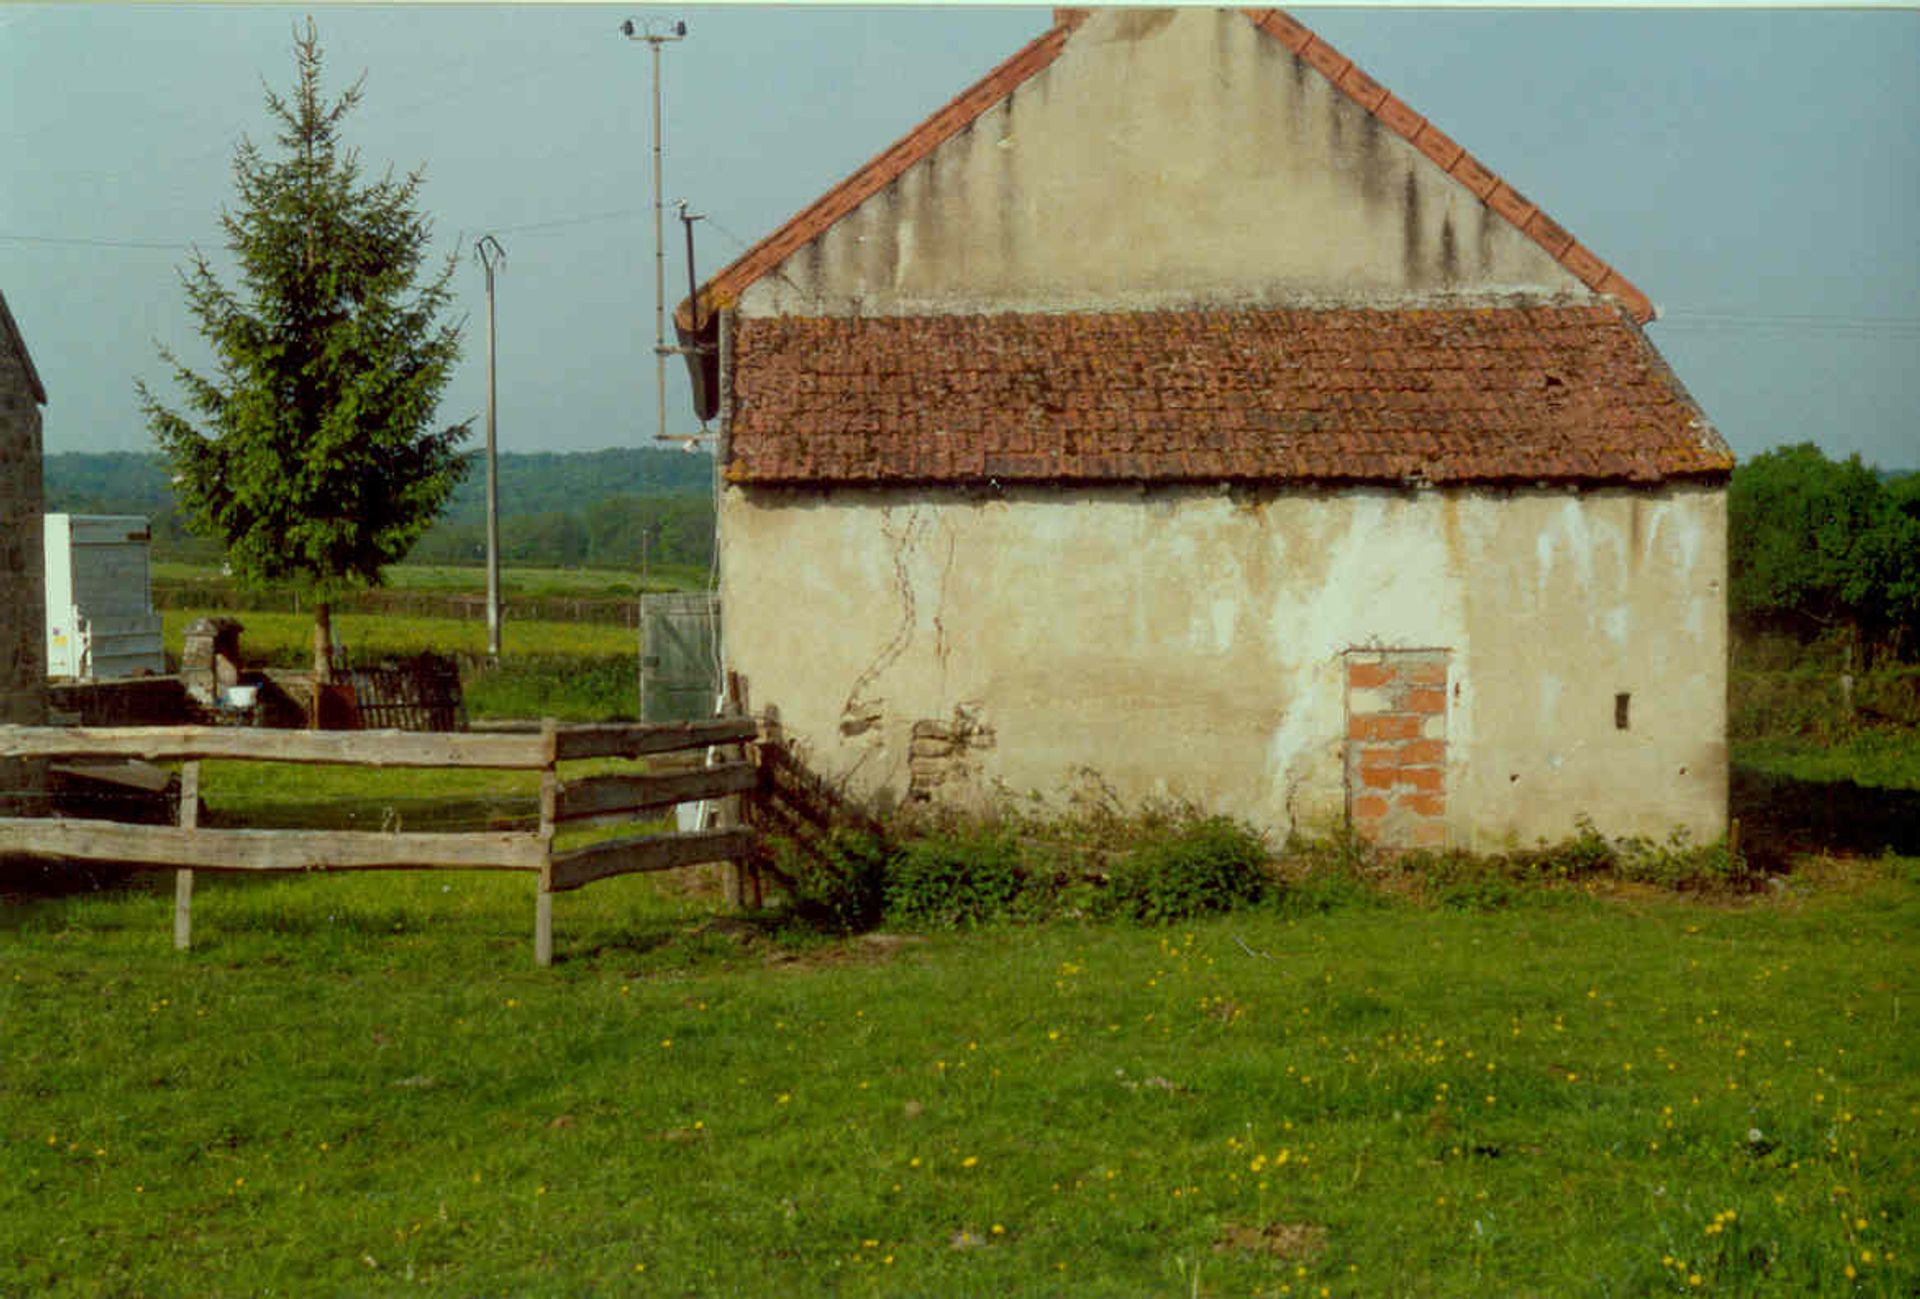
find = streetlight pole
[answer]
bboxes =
[475,234,506,663]
[620,17,686,449]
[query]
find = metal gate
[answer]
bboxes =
[639,592,721,724]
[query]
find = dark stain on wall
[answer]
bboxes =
[1357,111,1387,206]
[1402,168,1426,288]
[1111,8,1176,41]
[1475,201,1495,275]
[997,96,1018,271]
[1439,212,1460,285]
[870,184,901,288]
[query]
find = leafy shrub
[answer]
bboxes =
[1613,829,1756,892]
[1103,816,1270,923]
[777,829,893,934]
[885,828,1027,929]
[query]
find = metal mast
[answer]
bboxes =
[620,17,686,448]
[474,234,506,663]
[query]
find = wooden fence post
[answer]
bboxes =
[174,760,199,951]
[535,718,558,967]
[719,673,751,910]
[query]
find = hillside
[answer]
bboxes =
[42,448,717,570]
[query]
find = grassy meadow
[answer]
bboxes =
[5,860,1918,1297]
[5,607,1919,1294]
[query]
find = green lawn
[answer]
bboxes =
[159,608,638,667]
[3,862,1915,1296]
[151,560,712,604]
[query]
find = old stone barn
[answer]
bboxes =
[1,288,48,818]
[678,7,1733,849]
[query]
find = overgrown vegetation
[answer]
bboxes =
[1730,444,1920,663]
[765,803,1761,940]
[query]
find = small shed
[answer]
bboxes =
[43,513,167,680]
[0,288,49,817]
[681,7,1733,850]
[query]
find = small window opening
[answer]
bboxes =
[1614,692,1631,731]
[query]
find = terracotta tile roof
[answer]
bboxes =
[680,7,1652,329]
[725,305,1731,487]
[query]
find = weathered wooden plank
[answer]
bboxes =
[0,725,549,769]
[553,762,758,826]
[174,761,198,952]
[546,827,757,893]
[0,817,546,872]
[551,716,757,762]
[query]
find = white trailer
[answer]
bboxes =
[43,514,166,680]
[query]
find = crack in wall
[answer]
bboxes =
[840,506,926,735]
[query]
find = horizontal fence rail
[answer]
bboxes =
[0,718,763,966]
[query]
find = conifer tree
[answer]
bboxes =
[140,19,468,687]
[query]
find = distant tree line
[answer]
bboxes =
[1729,444,1920,664]
[48,444,1918,657]
[43,448,715,573]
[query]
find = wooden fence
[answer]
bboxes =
[0,717,760,966]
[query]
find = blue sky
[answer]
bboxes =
[3,4,1916,467]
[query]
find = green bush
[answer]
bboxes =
[1613,829,1755,892]
[778,830,893,934]
[885,829,1027,929]
[1103,816,1270,923]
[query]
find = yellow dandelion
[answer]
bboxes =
[962,1156,979,1168]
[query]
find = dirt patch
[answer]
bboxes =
[1213,1221,1328,1261]
[761,932,927,971]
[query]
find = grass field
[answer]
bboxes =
[151,561,712,601]
[11,610,1918,1293]
[3,861,1916,1296]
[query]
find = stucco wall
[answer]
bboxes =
[720,481,1727,847]
[739,7,1587,320]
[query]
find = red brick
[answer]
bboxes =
[1405,662,1449,687]
[1359,765,1398,790]
[1357,745,1400,772]
[1347,661,1394,689]
[1399,739,1446,766]
[1406,687,1447,715]
[1352,795,1389,821]
[1398,792,1446,818]
[1350,714,1420,742]
[1397,766,1445,794]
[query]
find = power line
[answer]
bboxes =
[0,232,195,251]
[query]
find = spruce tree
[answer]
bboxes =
[140,19,468,688]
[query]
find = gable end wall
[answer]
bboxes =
[740,7,1589,319]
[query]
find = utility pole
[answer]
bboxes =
[620,17,686,449]
[475,234,506,663]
